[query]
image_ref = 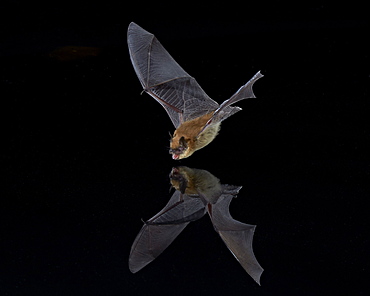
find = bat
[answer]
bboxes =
[127,22,263,159]
[129,166,264,285]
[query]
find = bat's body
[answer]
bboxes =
[170,112,220,159]
[129,166,264,284]
[128,22,263,159]
[170,166,222,199]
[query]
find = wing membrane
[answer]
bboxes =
[128,22,219,127]
[129,191,206,273]
[209,193,264,285]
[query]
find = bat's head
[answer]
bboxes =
[169,166,224,201]
[169,167,189,193]
[169,135,193,160]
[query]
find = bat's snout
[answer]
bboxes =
[169,148,182,160]
[169,136,189,160]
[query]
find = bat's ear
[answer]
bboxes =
[179,136,188,148]
[179,177,188,194]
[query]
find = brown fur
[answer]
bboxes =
[170,112,221,159]
[170,167,222,199]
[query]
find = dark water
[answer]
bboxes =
[1,5,369,296]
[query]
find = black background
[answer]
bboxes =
[1,2,369,295]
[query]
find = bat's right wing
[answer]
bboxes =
[197,71,263,136]
[128,22,219,128]
[208,190,264,285]
[129,191,205,273]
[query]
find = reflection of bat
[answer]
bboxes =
[128,22,263,159]
[128,190,206,273]
[129,167,263,285]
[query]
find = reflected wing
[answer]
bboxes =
[208,192,264,285]
[129,191,206,273]
[127,22,219,128]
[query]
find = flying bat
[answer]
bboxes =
[129,166,264,285]
[127,22,263,159]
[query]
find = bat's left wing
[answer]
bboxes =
[207,187,264,285]
[129,191,206,273]
[128,22,219,128]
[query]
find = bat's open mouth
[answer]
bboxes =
[170,136,188,160]
[170,151,183,160]
[169,147,186,160]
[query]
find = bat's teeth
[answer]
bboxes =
[172,154,179,160]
